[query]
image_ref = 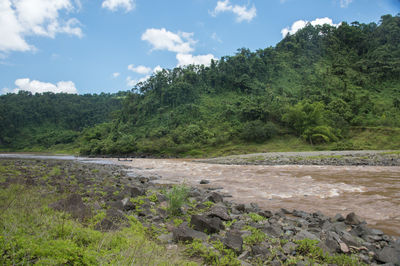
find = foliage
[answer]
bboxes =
[185,239,241,266]
[243,226,267,245]
[0,185,194,265]
[166,185,189,216]
[1,15,400,155]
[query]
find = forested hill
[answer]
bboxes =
[2,14,400,156]
[0,92,125,151]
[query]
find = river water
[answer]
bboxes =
[111,158,400,236]
[1,154,399,236]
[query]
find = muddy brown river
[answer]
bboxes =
[111,158,400,236]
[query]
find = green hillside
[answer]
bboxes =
[1,14,399,156]
[80,14,400,156]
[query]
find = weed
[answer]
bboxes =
[243,226,267,245]
[248,212,267,223]
[166,185,189,216]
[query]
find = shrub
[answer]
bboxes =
[166,185,189,216]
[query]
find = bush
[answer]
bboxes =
[166,185,189,216]
[240,120,278,142]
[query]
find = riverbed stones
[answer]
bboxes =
[345,212,363,225]
[200,179,210,184]
[172,223,207,242]
[49,193,92,221]
[375,247,400,264]
[207,191,223,203]
[206,203,231,221]
[223,230,243,253]
[190,214,224,234]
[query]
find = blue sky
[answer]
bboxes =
[0,0,399,94]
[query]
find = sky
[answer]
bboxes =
[0,0,399,95]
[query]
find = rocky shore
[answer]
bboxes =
[199,150,400,166]
[1,158,399,265]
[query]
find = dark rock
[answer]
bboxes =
[190,214,224,234]
[124,186,145,198]
[172,223,208,242]
[292,210,310,219]
[294,230,319,241]
[263,225,283,238]
[207,192,223,203]
[156,193,167,202]
[49,193,92,221]
[121,197,135,211]
[139,176,149,183]
[258,210,273,219]
[223,231,243,254]
[345,212,362,225]
[281,208,292,214]
[234,204,246,212]
[375,247,400,264]
[282,242,297,255]
[200,179,210,184]
[207,203,231,221]
[251,245,271,258]
[106,208,127,223]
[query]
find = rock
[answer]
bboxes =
[258,210,273,219]
[263,225,283,238]
[345,212,362,225]
[375,247,400,264]
[106,208,127,223]
[207,192,223,203]
[339,242,350,253]
[251,245,271,258]
[332,213,345,222]
[235,204,246,212]
[121,197,135,211]
[294,230,319,241]
[156,193,167,202]
[124,186,145,198]
[200,179,210,184]
[223,231,243,254]
[172,223,208,242]
[139,176,149,183]
[282,242,297,255]
[49,193,92,221]
[207,203,231,221]
[190,214,224,234]
[341,231,362,247]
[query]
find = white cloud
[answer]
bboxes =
[176,53,216,67]
[126,75,149,87]
[281,17,340,38]
[127,64,152,75]
[153,65,163,73]
[0,0,82,53]
[141,28,196,54]
[101,0,135,12]
[340,0,353,8]
[3,78,77,94]
[211,32,222,43]
[211,0,256,23]
[112,72,120,78]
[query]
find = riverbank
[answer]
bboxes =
[199,150,400,166]
[1,158,399,265]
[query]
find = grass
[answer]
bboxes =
[0,184,195,265]
[166,185,190,216]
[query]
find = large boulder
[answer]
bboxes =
[223,231,243,254]
[190,214,224,234]
[375,247,400,264]
[49,194,92,221]
[172,223,208,242]
[207,203,231,221]
[345,212,363,225]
